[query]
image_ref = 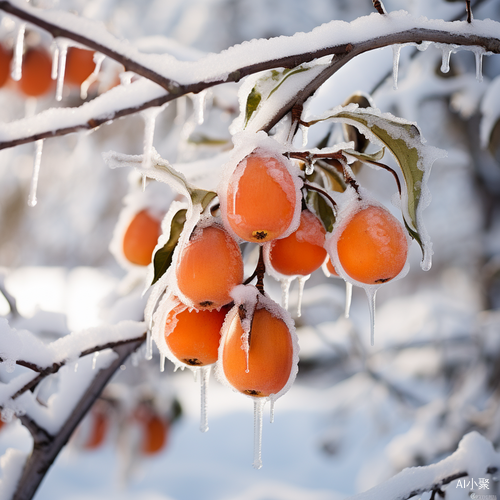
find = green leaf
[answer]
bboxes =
[243,64,312,129]
[306,189,336,233]
[151,209,187,286]
[190,190,217,211]
[307,107,444,258]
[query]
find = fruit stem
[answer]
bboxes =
[302,182,337,212]
[243,246,266,296]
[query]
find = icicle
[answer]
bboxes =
[365,288,377,346]
[344,282,353,319]
[199,365,211,433]
[300,123,309,148]
[440,46,452,74]
[80,52,104,100]
[28,139,43,207]
[145,329,153,360]
[392,45,401,91]
[141,107,165,189]
[160,354,166,372]
[11,22,25,81]
[280,278,293,310]
[74,362,78,372]
[269,398,275,424]
[192,90,207,126]
[55,43,67,102]
[475,49,484,83]
[253,398,265,469]
[305,162,314,176]
[51,45,59,80]
[92,352,99,370]
[296,275,309,318]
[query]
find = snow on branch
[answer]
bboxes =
[348,432,500,500]
[0,4,499,149]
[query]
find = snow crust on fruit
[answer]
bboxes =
[218,131,302,243]
[216,285,299,402]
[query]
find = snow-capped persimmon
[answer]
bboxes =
[220,305,294,398]
[165,301,229,366]
[122,209,162,266]
[335,205,408,285]
[223,153,298,243]
[268,209,327,276]
[17,47,53,97]
[175,224,243,310]
[65,47,96,86]
[0,44,12,88]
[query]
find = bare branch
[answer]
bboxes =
[13,338,144,500]
[372,1,387,15]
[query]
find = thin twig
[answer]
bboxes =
[3,333,147,401]
[372,1,387,15]
[466,0,473,23]
[303,182,338,210]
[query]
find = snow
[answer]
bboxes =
[0,448,28,499]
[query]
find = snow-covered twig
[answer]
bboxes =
[0,7,498,148]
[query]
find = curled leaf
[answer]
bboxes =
[152,209,187,285]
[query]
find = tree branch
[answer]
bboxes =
[13,338,145,500]
[0,9,497,149]
[2,333,147,401]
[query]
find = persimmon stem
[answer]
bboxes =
[466,0,472,23]
[302,182,337,211]
[372,1,387,15]
[243,246,266,295]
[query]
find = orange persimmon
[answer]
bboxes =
[122,209,162,266]
[268,209,327,276]
[17,47,53,97]
[65,47,96,86]
[165,302,228,366]
[175,224,243,310]
[224,153,298,243]
[220,306,294,398]
[336,205,408,284]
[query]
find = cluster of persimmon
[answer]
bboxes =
[120,146,411,403]
[72,397,171,456]
[0,36,120,99]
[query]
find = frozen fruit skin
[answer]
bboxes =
[221,307,294,398]
[269,210,327,276]
[336,205,408,285]
[122,209,162,266]
[18,47,54,97]
[65,47,96,86]
[165,303,228,366]
[176,224,244,310]
[225,154,297,243]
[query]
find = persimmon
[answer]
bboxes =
[17,47,53,97]
[220,306,294,398]
[141,414,169,455]
[325,257,339,277]
[335,205,408,285]
[165,301,228,366]
[122,209,162,266]
[65,47,96,86]
[175,224,243,310]
[223,153,298,243]
[0,44,12,88]
[268,209,327,276]
[83,409,108,450]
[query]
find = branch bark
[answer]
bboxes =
[12,337,145,500]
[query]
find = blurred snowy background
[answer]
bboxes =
[0,0,500,499]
